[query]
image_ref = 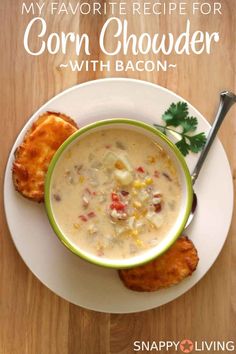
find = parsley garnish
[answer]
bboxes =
[154,102,207,156]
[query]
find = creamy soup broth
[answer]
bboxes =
[51,128,182,259]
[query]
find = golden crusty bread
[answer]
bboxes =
[119,236,199,292]
[12,112,78,202]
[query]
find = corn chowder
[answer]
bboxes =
[51,128,182,259]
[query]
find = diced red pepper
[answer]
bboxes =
[79,215,88,222]
[137,166,145,173]
[154,170,160,178]
[110,201,125,211]
[111,192,120,202]
[87,211,96,218]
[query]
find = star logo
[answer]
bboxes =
[180,339,194,353]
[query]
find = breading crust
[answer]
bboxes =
[119,236,199,292]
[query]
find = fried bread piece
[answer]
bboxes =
[119,236,199,292]
[12,112,78,202]
[27,111,78,132]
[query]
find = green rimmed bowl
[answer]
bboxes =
[45,119,193,269]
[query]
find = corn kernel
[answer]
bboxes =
[73,223,80,229]
[147,156,156,163]
[115,161,124,170]
[66,150,72,159]
[133,180,146,189]
[141,209,148,217]
[79,175,85,183]
[131,229,139,237]
[136,239,144,247]
[145,177,153,185]
[133,180,142,188]
[133,201,142,209]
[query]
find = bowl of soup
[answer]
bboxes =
[45,119,193,268]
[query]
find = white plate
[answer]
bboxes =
[4,78,234,313]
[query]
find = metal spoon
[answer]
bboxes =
[185,91,236,228]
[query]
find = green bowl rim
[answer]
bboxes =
[45,118,193,269]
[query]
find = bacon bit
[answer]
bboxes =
[82,196,89,208]
[154,170,160,178]
[136,166,145,173]
[53,194,61,202]
[110,201,126,211]
[154,204,162,213]
[87,211,96,218]
[117,212,128,220]
[79,215,88,222]
[97,246,104,257]
[75,164,83,174]
[85,188,91,195]
[154,193,162,198]
[111,192,119,202]
[85,188,96,197]
[121,190,129,196]
[162,172,172,181]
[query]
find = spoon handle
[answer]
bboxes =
[191,91,236,185]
